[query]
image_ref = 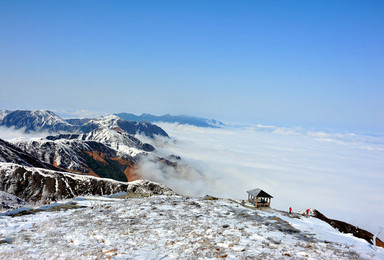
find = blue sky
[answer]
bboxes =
[1,1,383,131]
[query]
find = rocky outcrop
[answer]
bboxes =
[0,163,129,203]
[313,209,384,248]
[126,179,176,196]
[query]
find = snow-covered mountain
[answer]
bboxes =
[80,114,169,138]
[0,138,60,171]
[13,137,138,182]
[115,112,226,128]
[0,110,173,182]
[0,110,77,133]
[0,110,169,138]
[11,125,173,182]
[76,125,155,154]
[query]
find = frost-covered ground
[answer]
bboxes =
[0,195,383,259]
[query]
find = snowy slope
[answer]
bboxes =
[10,126,175,182]
[0,138,60,170]
[12,130,154,181]
[77,126,155,156]
[81,114,169,138]
[13,138,89,173]
[0,195,382,259]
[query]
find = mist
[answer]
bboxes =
[0,126,50,141]
[137,123,384,239]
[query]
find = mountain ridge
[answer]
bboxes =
[115,112,225,128]
[0,110,169,138]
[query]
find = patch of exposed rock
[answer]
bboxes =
[126,179,176,196]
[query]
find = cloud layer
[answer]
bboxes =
[0,126,50,142]
[144,123,384,239]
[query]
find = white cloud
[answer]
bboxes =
[142,123,384,240]
[0,126,50,142]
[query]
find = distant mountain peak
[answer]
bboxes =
[80,114,168,138]
[115,112,225,128]
[0,109,76,133]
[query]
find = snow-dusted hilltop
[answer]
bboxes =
[67,125,155,154]
[0,194,382,259]
[79,114,169,138]
[0,110,76,133]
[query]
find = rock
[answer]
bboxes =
[126,179,176,196]
[203,195,218,200]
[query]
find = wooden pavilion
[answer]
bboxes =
[247,189,273,207]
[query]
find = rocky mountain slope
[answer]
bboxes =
[0,163,174,204]
[13,138,135,182]
[115,112,225,128]
[0,138,61,171]
[313,209,384,248]
[0,163,127,203]
[54,125,156,154]
[11,125,174,182]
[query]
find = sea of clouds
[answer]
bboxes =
[1,122,383,239]
[138,122,384,239]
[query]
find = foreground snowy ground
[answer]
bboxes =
[0,195,383,259]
